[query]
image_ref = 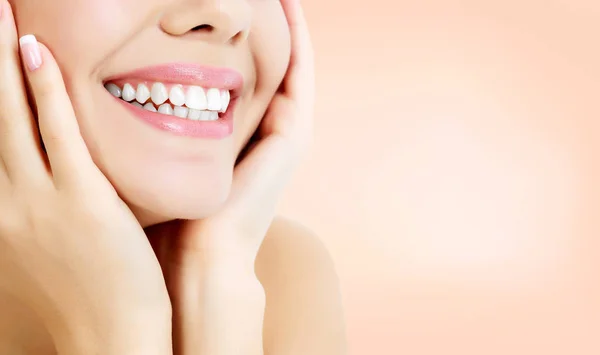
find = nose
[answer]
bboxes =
[160,0,252,45]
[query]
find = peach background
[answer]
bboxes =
[278,0,600,354]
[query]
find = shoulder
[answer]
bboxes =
[256,216,347,355]
[257,216,337,278]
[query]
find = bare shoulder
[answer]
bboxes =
[256,216,348,355]
[257,216,339,280]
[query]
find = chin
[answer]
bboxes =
[107,159,235,227]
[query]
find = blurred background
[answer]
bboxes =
[278,0,600,354]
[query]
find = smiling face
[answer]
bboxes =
[9,0,291,226]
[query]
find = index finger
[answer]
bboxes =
[20,37,99,189]
[0,1,48,183]
[281,0,315,106]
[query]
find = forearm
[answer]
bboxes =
[49,306,173,355]
[178,262,266,355]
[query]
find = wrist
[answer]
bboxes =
[49,305,172,355]
[195,262,266,355]
[198,257,266,316]
[199,244,259,278]
[203,260,264,293]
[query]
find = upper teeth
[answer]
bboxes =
[105,82,232,118]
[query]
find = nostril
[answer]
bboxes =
[191,24,214,32]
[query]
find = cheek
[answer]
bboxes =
[235,9,291,151]
[11,0,156,81]
[251,5,292,88]
[251,22,291,80]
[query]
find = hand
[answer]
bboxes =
[0,3,171,354]
[147,0,315,353]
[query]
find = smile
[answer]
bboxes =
[103,63,243,139]
[104,82,230,121]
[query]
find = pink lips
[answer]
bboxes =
[104,63,244,139]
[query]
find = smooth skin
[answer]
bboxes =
[0,0,346,354]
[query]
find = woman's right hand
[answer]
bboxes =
[0,3,171,354]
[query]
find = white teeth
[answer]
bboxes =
[151,83,169,105]
[173,106,189,118]
[122,83,136,102]
[158,104,174,115]
[185,86,208,110]
[109,82,229,121]
[187,108,202,120]
[206,88,221,111]
[105,83,122,98]
[136,84,150,104]
[199,110,211,121]
[189,109,219,121]
[143,102,157,112]
[169,85,186,107]
[194,111,219,121]
[220,90,230,113]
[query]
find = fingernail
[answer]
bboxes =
[19,34,42,72]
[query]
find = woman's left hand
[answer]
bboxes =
[147,0,314,353]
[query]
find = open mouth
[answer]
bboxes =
[104,81,231,121]
[101,64,244,139]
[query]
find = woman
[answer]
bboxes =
[0,0,346,354]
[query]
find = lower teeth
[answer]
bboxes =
[128,100,220,121]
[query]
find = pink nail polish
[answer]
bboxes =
[19,35,42,72]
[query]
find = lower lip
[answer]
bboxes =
[117,98,236,139]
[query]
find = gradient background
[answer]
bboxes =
[277,0,600,354]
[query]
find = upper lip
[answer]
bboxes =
[103,62,244,98]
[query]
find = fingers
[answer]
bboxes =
[281,0,315,106]
[0,2,94,189]
[228,1,316,216]
[230,134,298,227]
[273,0,314,143]
[19,36,97,188]
[0,1,48,183]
